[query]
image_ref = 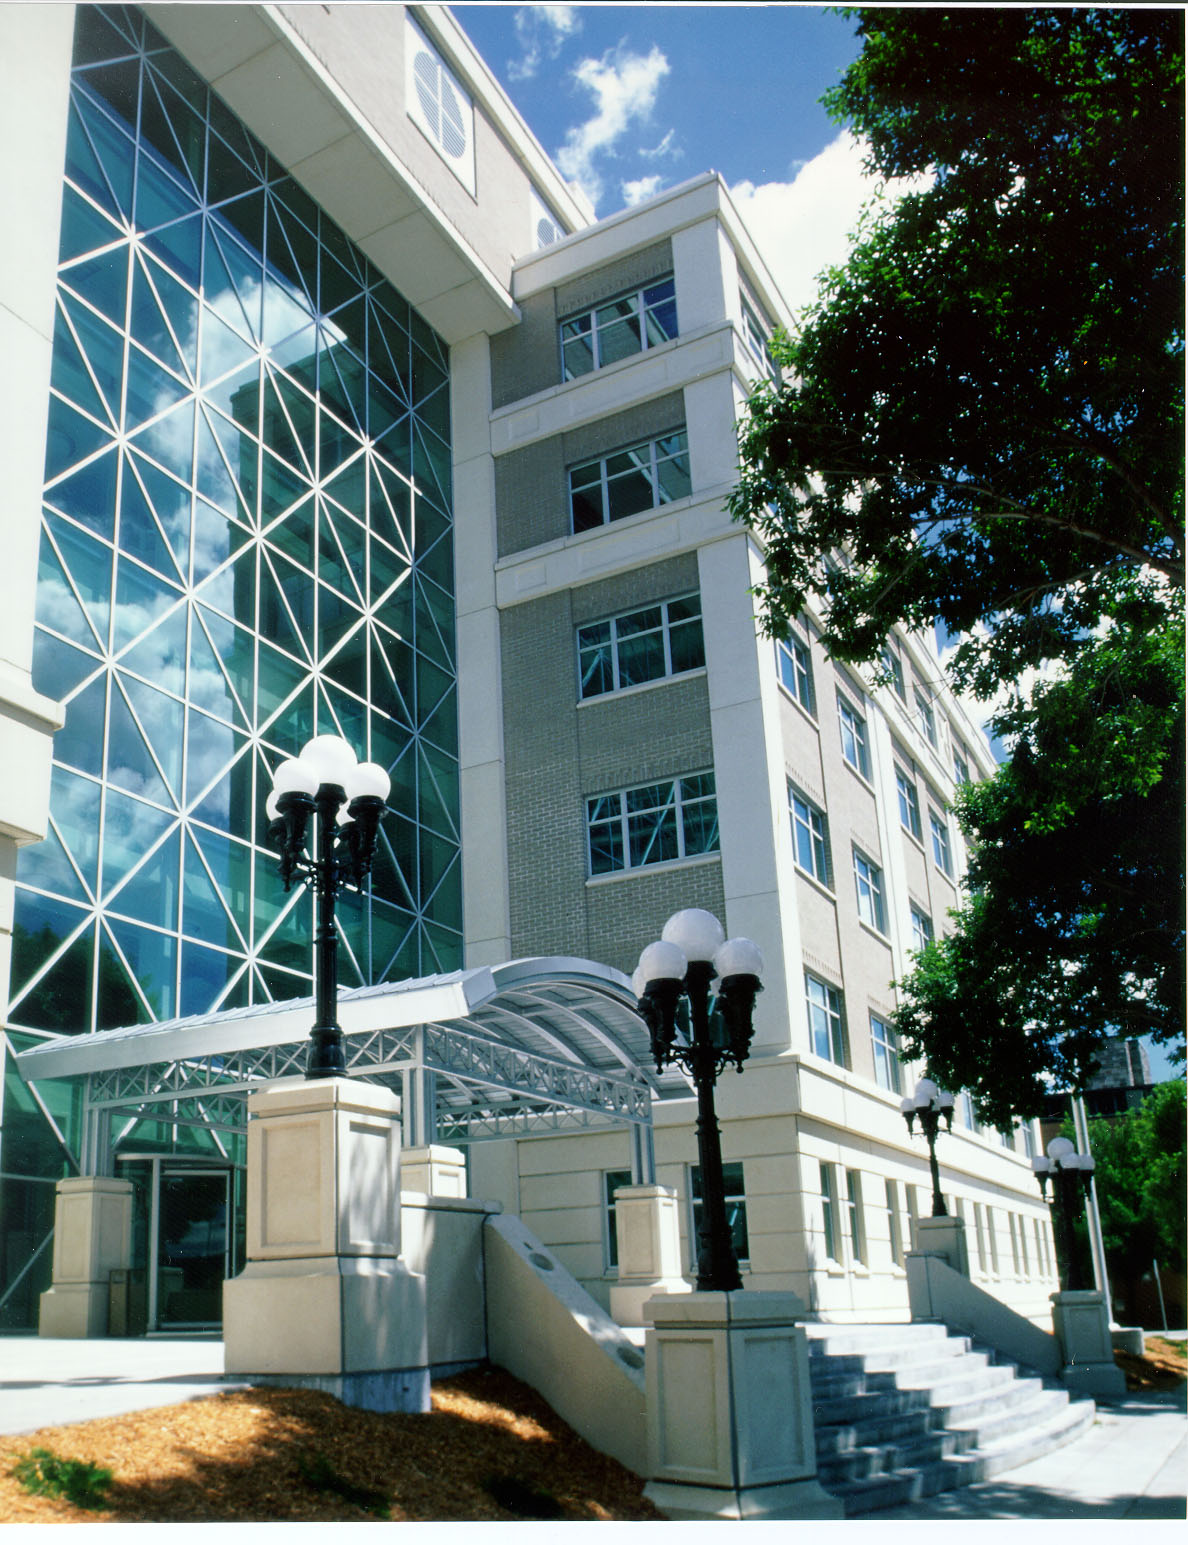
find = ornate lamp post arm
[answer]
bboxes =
[636,911,763,1294]
[266,736,390,1080]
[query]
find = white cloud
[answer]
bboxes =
[730,131,927,320]
[622,175,664,207]
[640,128,679,163]
[556,45,670,210]
[508,5,581,82]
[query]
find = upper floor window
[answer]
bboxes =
[587,771,718,875]
[929,807,953,877]
[561,276,678,379]
[954,745,972,785]
[740,296,779,383]
[882,642,907,701]
[895,765,923,841]
[777,630,815,715]
[915,686,938,749]
[570,429,690,532]
[789,786,831,886]
[578,593,704,699]
[870,1013,902,1094]
[806,972,847,1065]
[837,691,871,779]
[909,905,934,954]
[853,848,888,934]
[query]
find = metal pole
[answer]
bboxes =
[924,1117,947,1217]
[687,964,741,1292]
[1072,1095,1113,1318]
[1153,1258,1168,1332]
[307,786,346,1079]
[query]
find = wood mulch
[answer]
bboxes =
[1115,1335,1188,1392]
[0,1366,664,1523]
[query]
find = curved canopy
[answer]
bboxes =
[14,958,691,1149]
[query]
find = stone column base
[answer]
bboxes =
[912,1214,970,1276]
[39,1282,110,1339]
[244,1367,430,1413]
[38,1176,133,1339]
[644,1477,843,1522]
[1051,1289,1127,1399]
[609,1276,689,1327]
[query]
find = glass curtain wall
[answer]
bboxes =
[1,4,461,1326]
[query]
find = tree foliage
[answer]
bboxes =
[730,6,1183,698]
[893,621,1184,1127]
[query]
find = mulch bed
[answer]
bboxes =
[1114,1335,1188,1392]
[0,1366,664,1523]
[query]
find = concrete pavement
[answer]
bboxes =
[0,1334,1183,1519]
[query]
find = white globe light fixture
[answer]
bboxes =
[1033,1131,1097,1291]
[901,1075,957,1216]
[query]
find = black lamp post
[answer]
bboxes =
[265,734,390,1079]
[900,1077,956,1217]
[1032,1137,1096,1291]
[634,908,764,1293]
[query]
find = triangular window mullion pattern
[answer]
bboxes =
[13,3,460,1043]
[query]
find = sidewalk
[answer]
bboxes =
[0,1335,1184,1519]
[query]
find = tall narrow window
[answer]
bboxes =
[806,973,846,1065]
[844,1169,866,1265]
[895,766,923,840]
[885,1179,905,1267]
[915,687,938,748]
[691,1161,749,1264]
[882,643,907,701]
[837,692,871,778]
[974,1203,988,1273]
[929,808,953,876]
[870,1013,901,1093]
[604,1168,633,1270]
[776,632,815,714]
[954,746,971,785]
[910,906,934,954]
[853,849,888,933]
[820,1163,840,1264]
[789,787,830,885]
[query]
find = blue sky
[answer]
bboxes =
[451,3,875,314]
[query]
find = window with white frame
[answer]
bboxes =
[740,295,779,383]
[789,786,831,886]
[577,593,704,699]
[603,1168,633,1270]
[587,772,718,875]
[870,1012,902,1093]
[885,1178,905,1267]
[853,848,888,933]
[806,972,846,1065]
[915,686,938,748]
[819,1162,841,1264]
[954,744,971,785]
[882,642,907,701]
[986,1207,1001,1272]
[895,765,923,841]
[691,1160,749,1264]
[561,276,678,379]
[569,429,691,532]
[929,807,953,876]
[837,691,871,778]
[776,630,816,715]
[844,1169,867,1265]
[909,905,934,954]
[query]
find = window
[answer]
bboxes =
[882,643,907,701]
[603,1168,633,1269]
[909,906,934,954]
[819,1162,841,1264]
[929,808,953,876]
[954,745,971,785]
[587,772,718,875]
[789,787,831,885]
[561,276,678,379]
[1034,1217,1048,1277]
[957,1090,976,1129]
[806,973,846,1065]
[776,631,815,715]
[885,1179,905,1268]
[837,692,871,778]
[691,1161,749,1265]
[870,1013,901,1094]
[569,430,691,531]
[915,687,938,748]
[853,849,887,934]
[577,593,704,699]
[740,297,779,383]
[974,1203,988,1273]
[844,1169,867,1265]
[895,766,923,841]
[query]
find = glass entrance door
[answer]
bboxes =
[156,1170,229,1330]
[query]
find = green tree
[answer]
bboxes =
[893,622,1184,1126]
[729,7,1183,699]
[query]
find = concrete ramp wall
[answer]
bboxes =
[483,1212,648,1474]
[908,1253,1062,1377]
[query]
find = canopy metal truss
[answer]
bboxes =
[15,958,689,1180]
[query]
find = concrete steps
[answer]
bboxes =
[805,1322,1095,1516]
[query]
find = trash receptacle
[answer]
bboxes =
[108,1268,148,1335]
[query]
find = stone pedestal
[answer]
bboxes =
[643,1291,843,1520]
[911,1214,970,1276]
[1051,1289,1127,1398]
[223,1077,429,1411]
[608,1184,690,1326]
[39,1177,133,1338]
[401,1144,467,1197]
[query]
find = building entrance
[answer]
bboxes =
[115,1157,239,1333]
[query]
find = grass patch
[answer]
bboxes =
[11,1448,113,1511]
